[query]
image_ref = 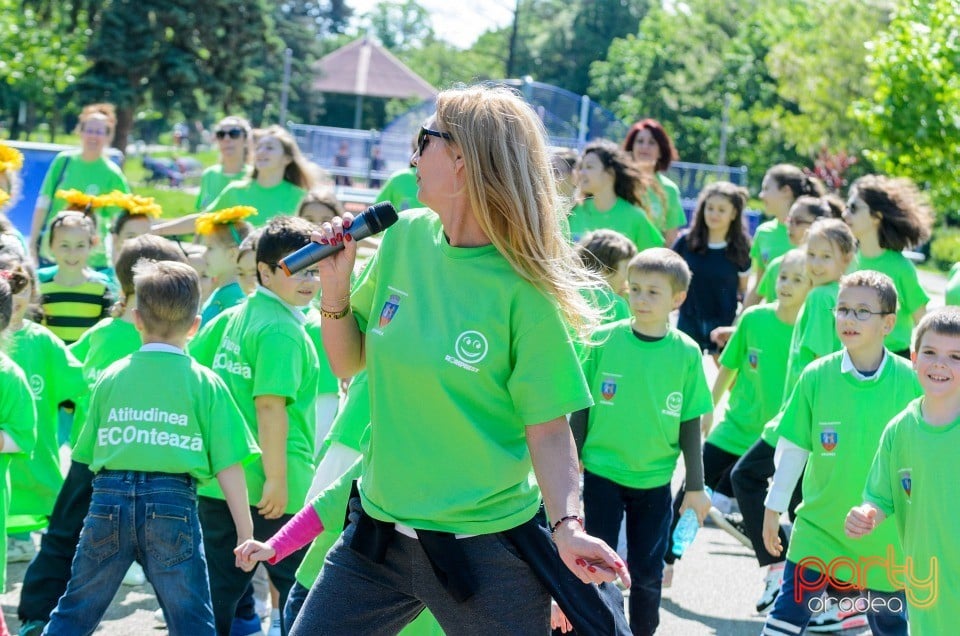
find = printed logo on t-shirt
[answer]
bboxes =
[662,391,683,417]
[599,373,621,405]
[899,468,912,499]
[748,348,760,370]
[213,336,252,379]
[444,330,488,373]
[29,374,45,398]
[372,287,407,336]
[97,407,202,452]
[819,422,839,455]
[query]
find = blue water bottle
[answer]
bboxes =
[671,486,712,557]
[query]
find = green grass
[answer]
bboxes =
[124,149,219,219]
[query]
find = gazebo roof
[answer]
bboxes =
[312,37,436,100]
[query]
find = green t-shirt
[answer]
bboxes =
[198,288,319,514]
[946,262,960,307]
[374,168,420,212]
[189,304,240,369]
[783,281,841,399]
[575,285,632,362]
[7,322,85,518]
[303,307,343,395]
[568,197,665,252]
[756,254,783,303]
[350,208,592,534]
[645,173,687,233]
[196,164,250,210]
[68,317,143,446]
[749,219,792,273]
[708,305,793,456]
[322,372,370,456]
[852,250,929,352]
[200,281,246,328]
[0,352,38,590]
[73,348,259,481]
[864,398,958,635]
[37,150,130,268]
[581,322,712,489]
[204,179,306,227]
[777,352,921,591]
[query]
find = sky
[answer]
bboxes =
[346,0,516,48]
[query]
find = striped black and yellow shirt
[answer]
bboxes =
[39,269,114,345]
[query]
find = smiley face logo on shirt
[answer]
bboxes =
[29,374,45,398]
[663,391,683,416]
[455,331,488,365]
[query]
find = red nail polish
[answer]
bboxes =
[345,234,352,242]
[576,558,586,567]
[588,566,597,573]
[320,238,329,245]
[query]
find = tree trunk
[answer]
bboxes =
[114,106,134,157]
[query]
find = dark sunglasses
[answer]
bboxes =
[417,127,452,155]
[215,128,245,140]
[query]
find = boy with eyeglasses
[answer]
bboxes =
[846,307,960,636]
[760,270,921,636]
[192,215,321,635]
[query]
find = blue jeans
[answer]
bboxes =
[43,471,215,636]
[582,472,671,636]
[763,560,908,635]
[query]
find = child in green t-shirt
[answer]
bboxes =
[575,248,713,636]
[846,307,960,636]
[689,250,812,604]
[574,229,636,343]
[195,215,322,635]
[236,229,261,297]
[0,255,84,552]
[0,274,39,636]
[14,235,191,635]
[46,260,258,635]
[844,174,933,357]
[194,206,255,327]
[761,270,921,635]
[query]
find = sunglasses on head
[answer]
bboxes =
[215,128,245,140]
[417,127,452,156]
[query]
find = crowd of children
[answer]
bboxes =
[0,103,955,636]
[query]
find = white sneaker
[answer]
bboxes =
[267,609,282,636]
[154,608,167,626]
[7,536,37,563]
[756,563,784,614]
[806,596,869,633]
[122,561,146,586]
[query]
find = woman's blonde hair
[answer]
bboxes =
[434,84,602,337]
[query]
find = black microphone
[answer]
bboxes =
[279,202,399,276]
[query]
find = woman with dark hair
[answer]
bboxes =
[623,119,686,245]
[570,139,664,253]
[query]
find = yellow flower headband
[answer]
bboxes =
[0,143,24,173]
[55,189,113,211]
[195,205,257,238]
[0,190,9,208]
[101,191,162,218]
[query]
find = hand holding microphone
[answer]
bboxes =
[279,202,399,276]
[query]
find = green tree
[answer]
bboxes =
[361,0,432,53]
[854,0,960,221]
[73,0,276,149]
[0,0,90,139]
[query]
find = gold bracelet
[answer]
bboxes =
[319,305,350,320]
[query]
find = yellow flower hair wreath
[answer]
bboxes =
[55,189,112,211]
[104,192,163,218]
[195,205,257,236]
[0,143,24,173]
